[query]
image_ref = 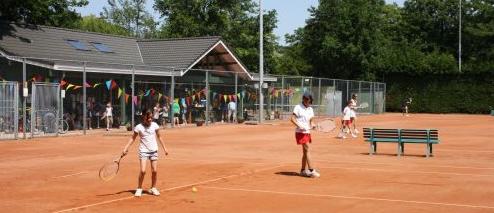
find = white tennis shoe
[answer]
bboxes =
[309,169,320,178]
[354,129,360,134]
[149,187,160,196]
[135,188,143,197]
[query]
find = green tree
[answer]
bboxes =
[0,0,88,27]
[154,0,279,73]
[74,15,131,37]
[101,0,157,38]
[295,0,387,80]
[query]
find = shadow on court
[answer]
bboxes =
[97,189,134,197]
[275,171,302,177]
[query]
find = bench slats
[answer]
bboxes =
[363,127,440,157]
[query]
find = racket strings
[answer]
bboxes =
[99,162,119,181]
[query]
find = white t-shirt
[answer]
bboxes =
[105,106,113,116]
[350,99,357,118]
[134,122,160,152]
[343,106,352,120]
[153,107,160,119]
[228,101,236,111]
[293,103,314,133]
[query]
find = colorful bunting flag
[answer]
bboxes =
[125,94,130,104]
[105,80,112,90]
[66,84,75,91]
[93,83,101,88]
[118,88,123,99]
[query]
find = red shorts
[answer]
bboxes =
[295,132,312,145]
[343,120,352,125]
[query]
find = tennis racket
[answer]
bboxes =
[99,152,126,182]
[314,119,336,133]
[355,102,369,109]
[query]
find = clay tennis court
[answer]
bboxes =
[1,113,493,212]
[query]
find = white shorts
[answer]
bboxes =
[350,110,357,118]
[139,150,158,161]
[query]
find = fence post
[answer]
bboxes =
[131,65,135,128]
[318,78,321,116]
[383,83,387,113]
[235,72,238,121]
[281,75,285,115]
[206,71,210,126]
[83,61,87,135]
[22,58,27,139]
[170,75,175,128]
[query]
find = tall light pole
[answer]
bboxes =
[459,0,462,73]
[259,0,264,123]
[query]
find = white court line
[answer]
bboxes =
[314,159,494,170]
[316,166,494,177]
[52,164,284,213]
[51,172,89,179]
[202,186,494,210]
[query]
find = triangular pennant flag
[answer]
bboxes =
[224,95,227,102]
[66,84,75,91]
[144,90,150,97]
[192,95,195,102]
[132,96,138,105]
[73,85,82,90]
[111,80,118,90]
[125,94,130,104]
[118,88,123,99]
[105,80,112,90]
[84,82,92,88]
[93,83,101,88]
[151,89,155,96]
[158,93,162,101]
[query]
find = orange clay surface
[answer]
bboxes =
[0,113,493,213]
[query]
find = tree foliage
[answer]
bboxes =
[0,0,88,28]
[74,15,131,37]
[154,0,279,73]
[101,0,157,38]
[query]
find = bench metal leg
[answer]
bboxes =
[397,143,402,157]
[369,142,376,155]
[426,143,433,157]
[374,142,377,153]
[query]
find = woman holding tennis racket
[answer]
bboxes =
[122,110,169,197]
[350,94,359,134]
[290,92,320,178]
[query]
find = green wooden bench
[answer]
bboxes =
[363,128,440,157]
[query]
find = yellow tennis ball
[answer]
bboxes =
[192,187,198,192]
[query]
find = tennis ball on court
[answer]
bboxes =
[192,187,198,192]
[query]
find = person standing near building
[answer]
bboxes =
[228,99,237,123]
[105,102,113,131]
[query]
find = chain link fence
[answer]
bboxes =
[0,55,385,139]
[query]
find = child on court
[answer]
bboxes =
[290,92,320,178]
[122,110,169,197]
[402,97,412,116]
[339,101,356,139]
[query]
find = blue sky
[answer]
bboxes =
[76,0,405,45]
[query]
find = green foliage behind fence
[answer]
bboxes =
[386,74,494,114]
